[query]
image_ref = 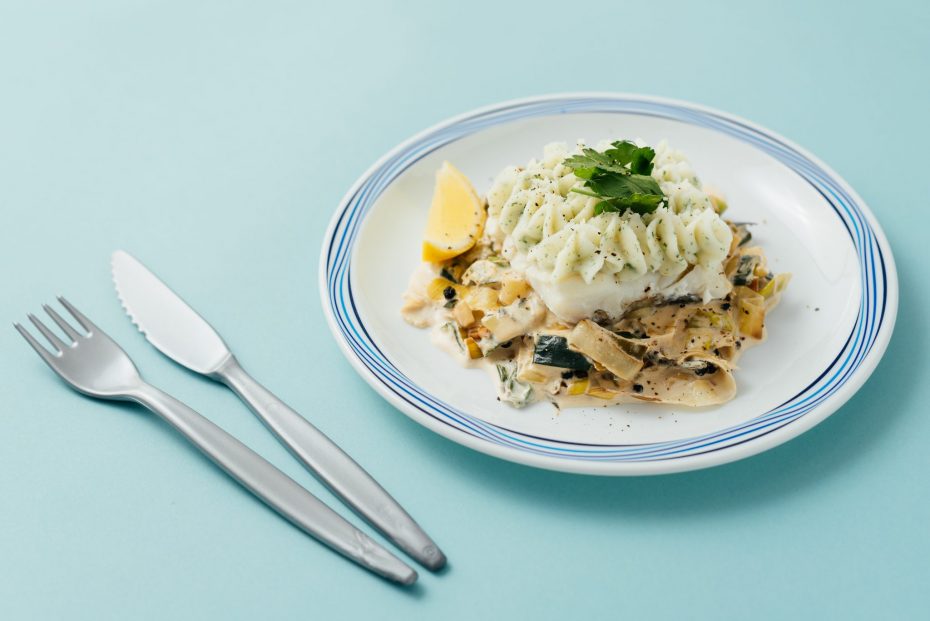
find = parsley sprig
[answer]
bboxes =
[563,141,666,215]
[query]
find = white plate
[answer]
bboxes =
[319,93,897,475]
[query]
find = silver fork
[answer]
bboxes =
[14,297,417,585]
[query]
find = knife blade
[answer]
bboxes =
[111,250,447,571]
[112,251,231,374]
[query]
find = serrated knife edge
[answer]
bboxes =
[110,250,232,374]
[111,252,145,335]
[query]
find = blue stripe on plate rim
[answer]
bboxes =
[319,93,898,473]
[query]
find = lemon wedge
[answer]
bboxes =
[422,161,485,262]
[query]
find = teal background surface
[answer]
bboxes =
[1,1,928,618]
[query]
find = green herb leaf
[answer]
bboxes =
[605,141,638,165]
[586,173,662,200]
[593,200,618,215]
[629,146,655,175]
[570,166,597,180]
[562,141,665,216]
[603,141,655,175]
[593,194,664,216]
[569,187,602,198]
[563,148,629,175]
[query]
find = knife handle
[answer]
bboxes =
[213,357,446,571]
[130,383,416,585]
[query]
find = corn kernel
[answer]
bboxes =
[567,379,589,395]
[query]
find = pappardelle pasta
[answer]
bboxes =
[402,139,789,408]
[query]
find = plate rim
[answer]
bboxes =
[318,92,899,476]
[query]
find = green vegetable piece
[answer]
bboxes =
[732,254,760,286]
[732,223,753,246]
[533,335,592,371]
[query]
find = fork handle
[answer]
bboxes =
[213,357,446,571]
[130,382,417,585]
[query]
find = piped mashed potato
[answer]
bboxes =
[402,139,789,408]
[486,141,733,322]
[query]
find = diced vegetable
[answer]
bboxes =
[440,259,469,283]
[533,335,592,371]
[587,386,617,400]
[467,326,499,355]
[732,255,761,286]
[466,323,491,342]
[567,378,589,395]
[482,314,522,342]
[453,300,475,327]
[495,361,533,407]
[476,340,500,356]
[464,337,483,359]
[498,278,531,305]
[517,365,551,384]
[481,298,545,342]
[515,346,563,384]
[464,286,500,312]
[760,273,791,299]
[568,320,644,381]
[461,260,503,286]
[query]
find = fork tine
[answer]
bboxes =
[43,304,84,341]
[28,313,67,351]
[57,296,99,334]
[14,322,57,362]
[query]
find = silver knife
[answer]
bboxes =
[111,250,446,571]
